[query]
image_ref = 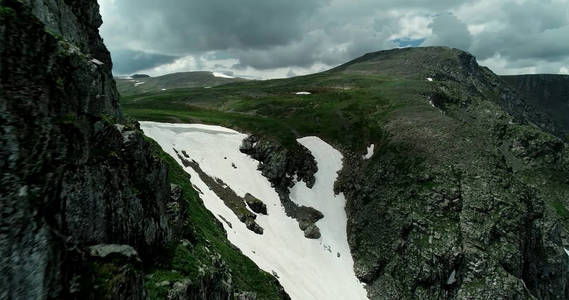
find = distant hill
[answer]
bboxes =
[116,71,246,96]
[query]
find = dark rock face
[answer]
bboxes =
[240,135,317,189]
[240,135,324,238]
[0,0,173,298]
[84,244,145,300]
[303,224,321,239]
[335,48,569,299]
[244,193,268,215]
[502,74,569,142]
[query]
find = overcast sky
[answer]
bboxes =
[98,0,569,79]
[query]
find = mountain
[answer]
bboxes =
[122,47,569,299]
[0,1,285,299]
[502,74,569,140]
[116,71,246,96]
[2,0,568,298]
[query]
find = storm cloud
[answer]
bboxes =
[111,50,179,74]
[98,0,569,77]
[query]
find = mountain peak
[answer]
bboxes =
[332,46,480,80]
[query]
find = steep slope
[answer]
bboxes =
[331,47,567,141]
[122,47,569,299]
[140,122,368,299]
[116,71,246,96]
[0,0,286,299]
[502,74,569,140]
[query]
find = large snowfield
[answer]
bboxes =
[140,121,368,300]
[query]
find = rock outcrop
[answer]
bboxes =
[334,47,569,299]
[502,74,569,142]
[240,135,325,238]
[0,0,174,298]
[1,1,286,299]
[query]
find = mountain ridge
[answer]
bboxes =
[116,71,246,96]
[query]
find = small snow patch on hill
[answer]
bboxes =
[295,91,311,95]
[90,58,104,66]
[212,72,235,79]
[363,144,374,159]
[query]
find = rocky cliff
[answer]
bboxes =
[0,0,174,298]
[0,1,285,299]
[333,47,569,299]
[502,74,569,141]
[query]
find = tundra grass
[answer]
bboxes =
[121,73,432,151]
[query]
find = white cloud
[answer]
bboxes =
[135,53,330,80]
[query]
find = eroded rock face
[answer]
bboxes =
[0,0,172,298]
[240,135,324,237]
[245,193,268,215]
[335,49,569,299]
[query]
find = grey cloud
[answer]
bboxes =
[99,0,569,76]
[103,0,328,55]
[425,13,472,50]
[110,49,179,75]
[471,0,569,63]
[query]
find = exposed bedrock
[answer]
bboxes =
[334,50,569,299]
[0,0,267,298]
[240,135,324,238]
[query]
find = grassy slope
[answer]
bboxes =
[144,138,283,299]
[121,72,431,150]
[116,71,246,96]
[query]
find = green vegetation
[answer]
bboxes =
[0,5,15,17]
[116,71,245,96]
[121,72,433,151]
[144,138,283,299]
[551,200,569,219]
[87,256,139,299]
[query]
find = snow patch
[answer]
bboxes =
[134,81,145,87]
[161,88,167,91]
[212,72,235,79]
[363,144,374,160]
[90,58,104,66]
[295,91,312,95]
[426,77,434,82]
[140,121,368,300]
[565,248,569,257]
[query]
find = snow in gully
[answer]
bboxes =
[140,121,368,300]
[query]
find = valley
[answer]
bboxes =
[121,47,569,299]
[2,0,568,298]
